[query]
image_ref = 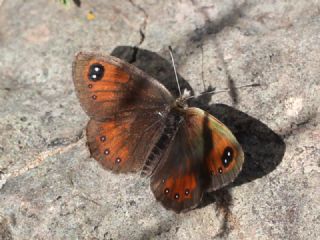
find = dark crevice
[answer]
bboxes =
[139,29,145,44]
[129,29,146,63]
[47,130,84,148]
[129,46,139,63]
[128,0,148,63]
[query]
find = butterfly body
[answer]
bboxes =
[73,52,244,212]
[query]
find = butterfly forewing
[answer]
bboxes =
[188,108,244,191]
[72,52,173,121]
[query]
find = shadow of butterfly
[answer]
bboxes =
[72,52,244,213]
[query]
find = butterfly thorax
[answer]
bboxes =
[174,97,188,110]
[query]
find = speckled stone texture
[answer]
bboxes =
[0,0,319,239]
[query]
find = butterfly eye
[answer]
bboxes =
[88,63,104,81]
[221,147,234,168]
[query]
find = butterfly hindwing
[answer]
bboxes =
[150,107,244,212]
[150,109,209,213]
[86,111,165,173]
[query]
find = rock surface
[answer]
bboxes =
[0,0,319,239]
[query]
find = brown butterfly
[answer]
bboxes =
[72,51,244,213]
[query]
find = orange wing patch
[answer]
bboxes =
[84,61,129,102]
[86,119,134,173]
[85,60,130,83]
[162,174,197,202]
[206,134,239,176]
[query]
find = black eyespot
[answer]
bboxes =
[88,63,104,81]
[218,167,223,174]
[115,157,121,164]
[221,147,234,168]
[100,136,106,142]
[164,188,170,194]
[92,95,97,100]
[185,189,190,196]
[175,193,180,199]
[104,149,109,155]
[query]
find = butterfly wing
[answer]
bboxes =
[73,52,173,173]
[72,52,173,121]
[86,114,165,173]
[150,107,244,212]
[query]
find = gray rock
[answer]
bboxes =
[0,0,319,239]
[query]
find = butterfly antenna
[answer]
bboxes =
[168,46,182,97]
[186,83,260,100]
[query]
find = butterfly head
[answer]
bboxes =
[174,88,191,110]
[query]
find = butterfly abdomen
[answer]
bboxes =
[141,112,183,177]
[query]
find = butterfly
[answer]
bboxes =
[72,51,244,213]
